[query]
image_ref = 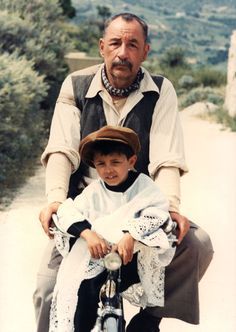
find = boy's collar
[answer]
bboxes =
[104,171,139,193]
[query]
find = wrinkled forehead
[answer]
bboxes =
[104,17,145,41]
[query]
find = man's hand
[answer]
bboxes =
[39,202,61,238]
[114,233,135,265]
[80,229,111,259]
[170,212,190,244]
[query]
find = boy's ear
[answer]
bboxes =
[128,155,137,168]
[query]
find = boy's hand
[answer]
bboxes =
[80,229,110,259]
[115,233,134,265]
[39,202,61,238]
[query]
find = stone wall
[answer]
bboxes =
[64,52,102,72]
[225,30,236,117]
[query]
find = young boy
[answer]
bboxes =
[49,126,176,332]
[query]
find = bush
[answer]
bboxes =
[0,2,68,73]
[0,10,34,53]
[0,0,76,206]
[193,68,226,87]
[164,67,193,91]
[209,107,236,132]
[181,87,224,108]
[178,74,197,89]
[0,52,48,202]
[59,0,76,18]
[159,47,189,69]
[0,1,72,111]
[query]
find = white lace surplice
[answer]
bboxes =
[49,178,176,332]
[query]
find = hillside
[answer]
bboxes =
[72,0,236,68]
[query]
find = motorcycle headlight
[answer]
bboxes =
[104,252,122,271]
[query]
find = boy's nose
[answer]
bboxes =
[104,165,113,173]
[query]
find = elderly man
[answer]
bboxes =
[34,13,213,332]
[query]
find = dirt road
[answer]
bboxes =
[0,108,236,332]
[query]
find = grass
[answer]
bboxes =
[209,107,236,132]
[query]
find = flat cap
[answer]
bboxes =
[79,125,141,167]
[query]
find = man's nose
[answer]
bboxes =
[118,44,128,59]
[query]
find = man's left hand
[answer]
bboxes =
[170,212,190,244]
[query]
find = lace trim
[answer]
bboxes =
[122,245,166,308]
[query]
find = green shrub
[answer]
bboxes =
[0,0,77,206]
[0,52,48,200]
[209,107,236,132]
[193,68,226,87]
[59,0,76,18]
[178,74,197,89]
[0,2,69,75]
[0,1,72,111]
[159,47,189,69]
[180,87,224,108]
[0,10,33,53]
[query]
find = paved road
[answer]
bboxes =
[0,108,236,332]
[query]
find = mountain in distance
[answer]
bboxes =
[72,0,236,69]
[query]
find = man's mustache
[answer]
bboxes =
[112,60,132,70]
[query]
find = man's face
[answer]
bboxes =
[93,152,137,186]
[99,17,150,88]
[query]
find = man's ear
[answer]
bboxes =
[142,43,150,62]
[99,38,104,57]
[128,155,137,168]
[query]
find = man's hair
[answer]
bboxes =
[103,13,148,42]
[89,140,135,164]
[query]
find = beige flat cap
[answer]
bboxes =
[79,125,141,167]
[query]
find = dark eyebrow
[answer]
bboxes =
[109,38,121,42]
[109,37,139,44]
[129,38,139,43]
[94,160,104,164]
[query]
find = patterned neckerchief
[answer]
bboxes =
[101,66,144,97]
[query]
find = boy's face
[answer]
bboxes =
[93,152,137,186]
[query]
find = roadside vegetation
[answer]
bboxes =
[144,46,236,132]
[0,0,76,207]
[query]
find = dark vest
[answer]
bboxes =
[68,72,164,198]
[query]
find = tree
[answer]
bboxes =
[59,0,76,18]
[159,47,188,68]
[96,5,111,32]
[96,5,111,21]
